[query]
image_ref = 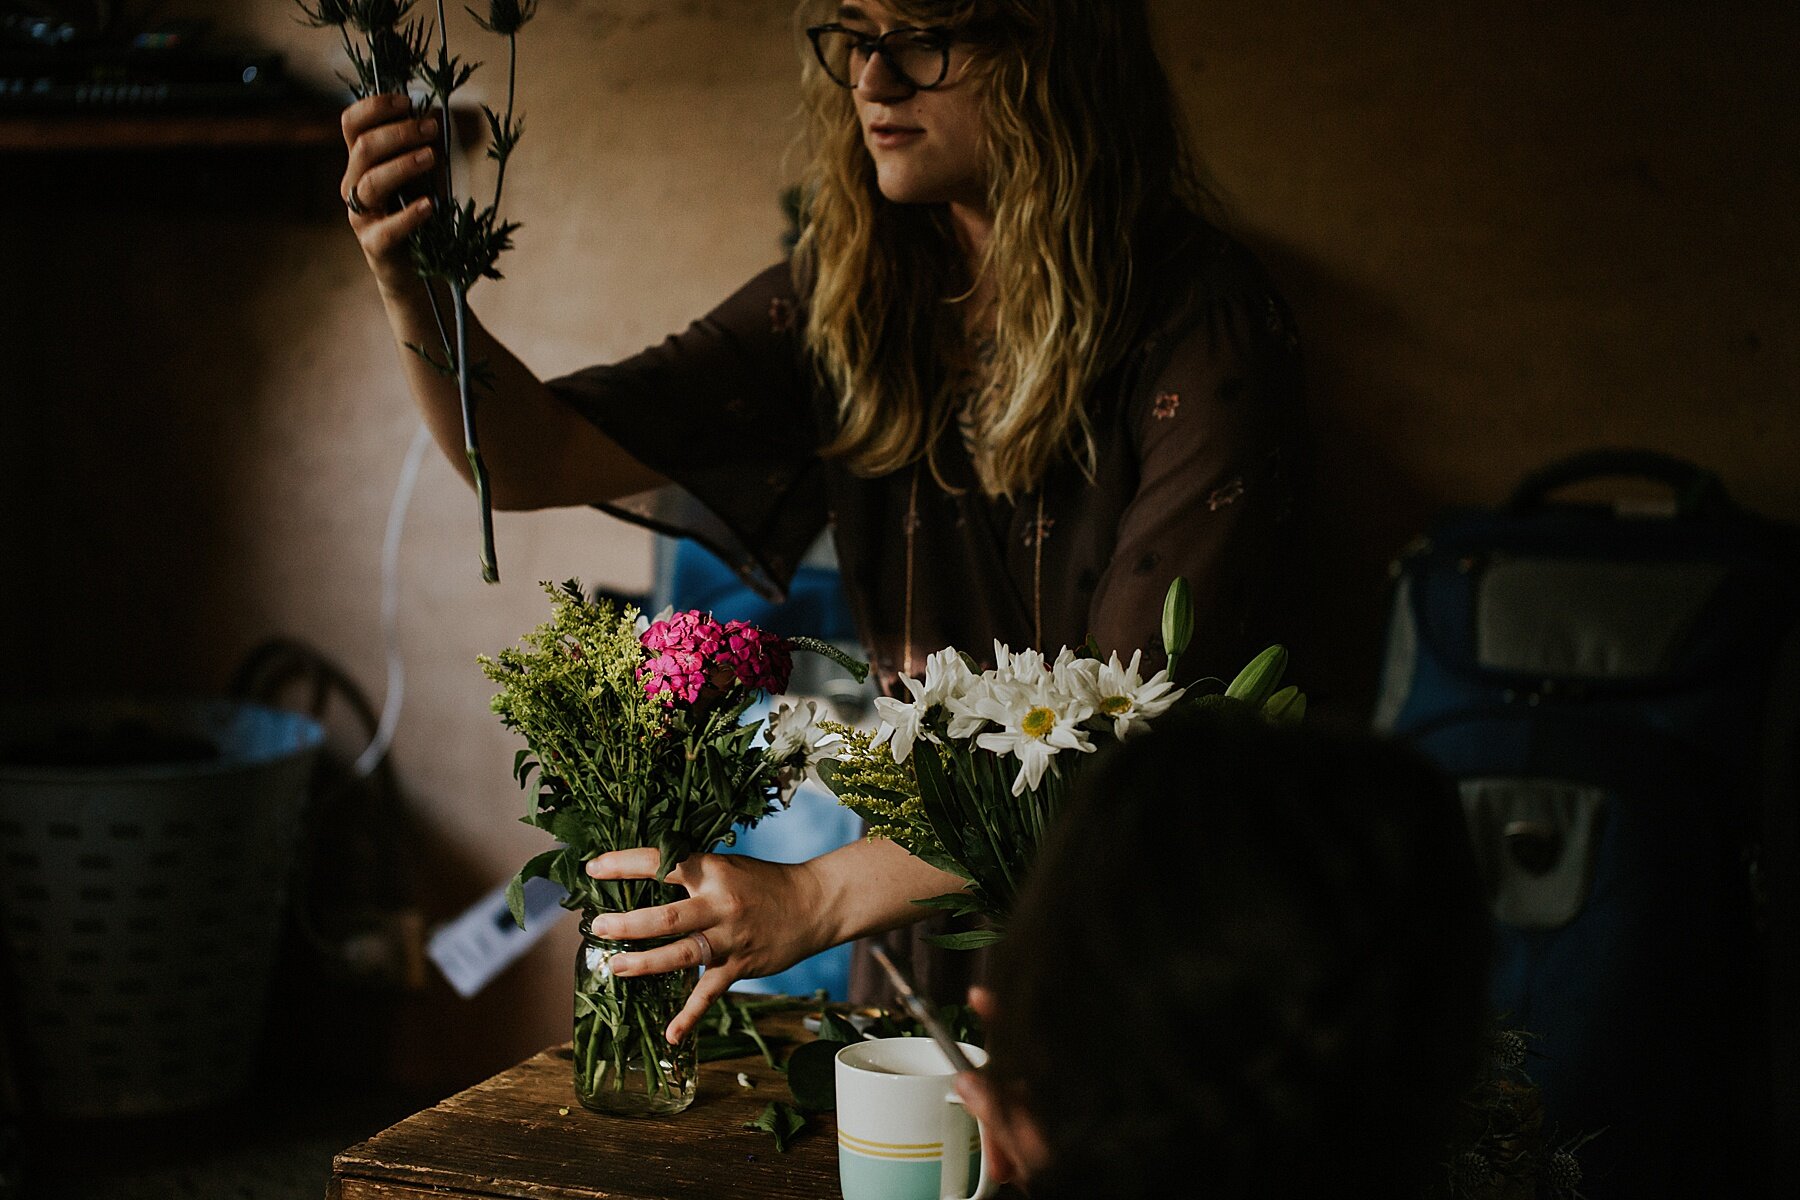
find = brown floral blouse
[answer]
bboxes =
[547,216,1306,693]
[546,216,1306,1005]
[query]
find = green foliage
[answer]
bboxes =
[411,197,521,293]
[922,928,1003,951]
[486,582,783,921]
[696,1032,760,1062]
[419,50,479,107]
[783,1039,843,1113]
[1261,683,1307,726]
[1224,643,1289,706]
[742,1101,807,1152]
[1429,1025,1600,1200]
[816,1010,864,1045]
[692,990,986,1141]
[861,1002,983,1047]
[815,726,920,838]
[785,636,871,683]
[341,19,429,98]
[482,104,525,163]
[781,997,987,1115]
[1161,575,1194,676]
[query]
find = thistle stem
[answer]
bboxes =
[426,0,499,582]
[494,33,517,209]
[431,2,456,208]
[453,283,501,582]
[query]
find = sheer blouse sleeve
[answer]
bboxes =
[1086,282,1306,682]
[544,263,828,603]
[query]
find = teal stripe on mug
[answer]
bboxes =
[838,1148,983,1200]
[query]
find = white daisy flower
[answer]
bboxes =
[974,680,1097,795]
[994,641,1049,686]
[871,694,929,763]
[944,672,1003,739]
[764,699,838,765]
[917,647,978,707]
[1078,650,1185,741]
[872,647,981,763]
[1051,646,1103,698]
[763,699,842,801]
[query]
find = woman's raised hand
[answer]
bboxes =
[340,92,440,293]
[583,850,834,1045]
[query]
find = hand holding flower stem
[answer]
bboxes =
[484,583,869,1106]
[301,0,535,582]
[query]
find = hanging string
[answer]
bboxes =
[902,464,920,677]
[902,475,1049,677]
[1032,491,1045,650]
[354,421,434,778]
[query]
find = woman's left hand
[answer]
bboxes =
[582,849,831,1044]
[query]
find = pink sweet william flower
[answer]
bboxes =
[719,620,793,694]
[637,611,792,704]
[641,611,723,658]
[638,612,725,706]
[640,649,707,705]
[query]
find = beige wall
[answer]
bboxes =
[3,0,1795,1089]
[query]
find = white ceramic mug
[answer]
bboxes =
[835,1038,995,1200]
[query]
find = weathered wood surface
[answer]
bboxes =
[327,1011,838,1200]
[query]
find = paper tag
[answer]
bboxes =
[427,874,571,998]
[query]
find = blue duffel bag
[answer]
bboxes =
[1374,448,1800,1200]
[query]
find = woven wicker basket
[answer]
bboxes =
[0,698,323,1117]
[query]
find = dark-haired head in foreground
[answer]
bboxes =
[956,711,1492,1198]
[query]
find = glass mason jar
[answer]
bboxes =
[572,912,700,1116]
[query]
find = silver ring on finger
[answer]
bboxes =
[688,930,714,968]
[345,178,370,216]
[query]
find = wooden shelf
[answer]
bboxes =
[0,106,343,152]
[0,104,485,153]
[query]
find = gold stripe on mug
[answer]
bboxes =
[839,1130,981,1159]
[838,1130,942,1153]
[838,1138,943,1161]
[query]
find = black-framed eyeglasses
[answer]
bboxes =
[806,23,958,91]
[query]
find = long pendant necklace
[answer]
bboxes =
[899,465,1044,679]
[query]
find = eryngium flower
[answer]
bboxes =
[295,0,356,28]
[350,0,414,34]
[472,0,539,36]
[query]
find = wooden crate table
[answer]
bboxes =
[327,1010,839,1200]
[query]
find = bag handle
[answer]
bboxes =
[1504,448,1737,519]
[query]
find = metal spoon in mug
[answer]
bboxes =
[869,946,978,1075]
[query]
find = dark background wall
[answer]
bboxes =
[2,0,1794,1089]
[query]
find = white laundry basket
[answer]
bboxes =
[0,698,324,1117]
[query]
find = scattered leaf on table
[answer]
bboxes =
[785,1038,845,1112]
[743,1100,807,1152]
[818,1009,865,1044]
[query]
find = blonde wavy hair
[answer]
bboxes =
[793,0,1207,498]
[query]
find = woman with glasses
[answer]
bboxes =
[340,0,1305,1042]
